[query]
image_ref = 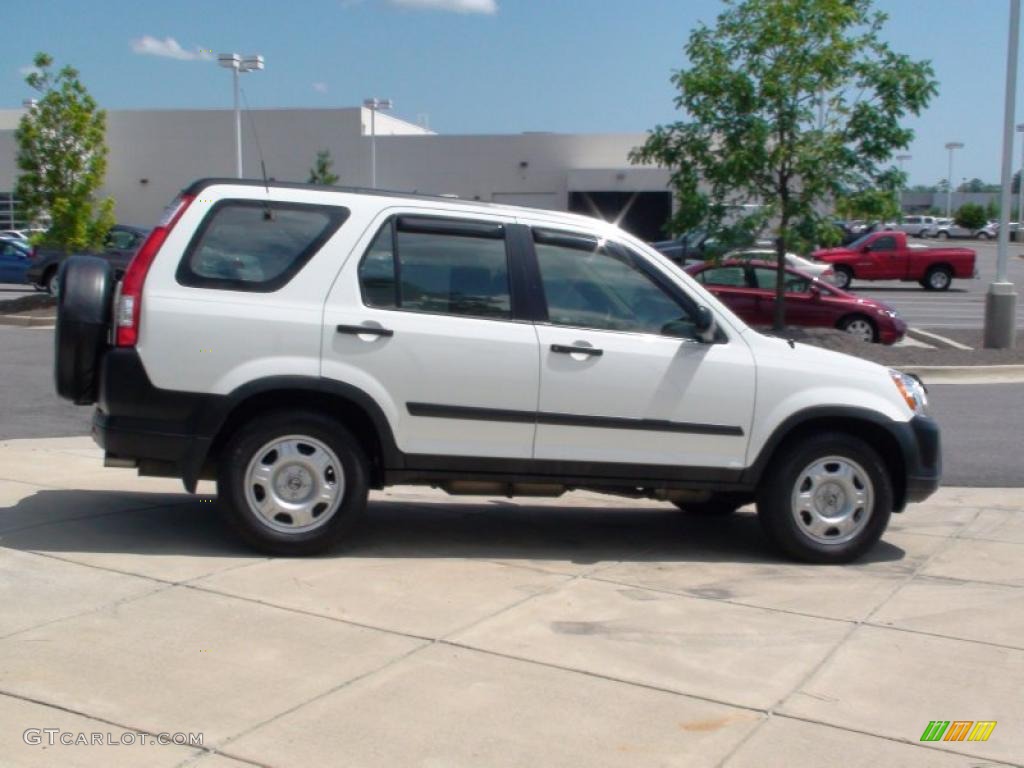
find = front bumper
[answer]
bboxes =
[902,414,941,505]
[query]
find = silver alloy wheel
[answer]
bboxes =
[834,270,850,289]
[844,318,874,342]
[790,455,874,545]
[47,271,60,297]
[243,435,345,534]
[929,269,950,289]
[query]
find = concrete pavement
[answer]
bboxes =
[1,437,1022,767]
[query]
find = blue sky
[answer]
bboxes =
[2,0,1018,186]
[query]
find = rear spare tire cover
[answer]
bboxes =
[54,256,114,405]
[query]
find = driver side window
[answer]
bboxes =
[869,236,897,252]
[533,229,694,337]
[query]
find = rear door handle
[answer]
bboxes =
[551,344,602,357]
[336,324,394,337]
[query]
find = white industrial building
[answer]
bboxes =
[0,106,673,240]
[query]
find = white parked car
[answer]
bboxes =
[934,219,997,240]
[726,248,836,284]
[53,179,940,563]
[896,216,937,238]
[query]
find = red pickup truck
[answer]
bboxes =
[812,230,976,291]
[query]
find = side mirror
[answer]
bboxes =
[694,305,717,343]
[809,283,822,298]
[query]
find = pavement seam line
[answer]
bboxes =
[0,498,198,537]
[0,579,174,643]
[715,506,985,768]
[0,689,273,768]
[202,544,640,754]
[767,711,1024,768]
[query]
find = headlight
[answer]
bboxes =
[890,370,928,414]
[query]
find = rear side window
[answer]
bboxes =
[358,217,511,319]
[698,266,747,287]
[177,200,349,291]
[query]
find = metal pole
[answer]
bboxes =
[369,105,377,188]
[946,147,954,218]
[233,66,242,178]
[1017,125,1024,231]
[984,0,1020,349]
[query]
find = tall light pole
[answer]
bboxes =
[984,0,1019,349]
[363,97,393,188]
[945,142,964,218]
[218,53,265,178]
[1016,123,1024,230]
[895,154,911,216]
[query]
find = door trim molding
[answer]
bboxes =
[407,402,744,436]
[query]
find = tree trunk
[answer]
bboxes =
[772,231,787,331]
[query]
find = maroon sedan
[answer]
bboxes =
[686,260,907,344]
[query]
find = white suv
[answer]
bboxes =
[896,216,937,238]
[54,179,940,563]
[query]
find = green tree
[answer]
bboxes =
[632,0,937,329]
[984,198,999,222]
[836,187,901,224]
[15,52,114,251]
[307,149,340,185]
[955,203,986,230]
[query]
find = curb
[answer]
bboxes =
[902,364,1024,384]
[0,315,56,328]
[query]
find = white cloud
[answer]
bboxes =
[312,82,329,93]
[18,65,40,76]
[387,0,497,14]
[130,36,214,62]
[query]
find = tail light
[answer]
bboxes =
[115,193,194,347]
[821,267,835,284]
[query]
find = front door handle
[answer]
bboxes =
[336,324,394,337]
[551,344,602,357]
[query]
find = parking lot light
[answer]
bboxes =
[363,98,393,188]
[944,142,964,218]
[219,53,265,178]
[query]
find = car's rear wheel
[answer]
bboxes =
[923,265,952,291]
[53,256,114,405]
[936,230,949,240]
[756,433,892,563]
[832,265,853,290]
[976,232,990,240]
[839,314,877,342]
[218,411,369,556]
[44,267,60,297]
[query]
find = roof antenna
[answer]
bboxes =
[239,84,273,220]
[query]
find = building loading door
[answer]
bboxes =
[569,191,672,242]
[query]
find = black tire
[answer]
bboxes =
[54,256,114,405]
[838,314,878,343]
[936,230,949,240]
[673,492,750,515]
[756,432,892,563]
[44,266,60,297]
[923,265,952,291]
[832,265,853,290]
[217,410,370,556]
[976,232,989,240]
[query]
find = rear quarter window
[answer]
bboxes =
[176,199,349,291]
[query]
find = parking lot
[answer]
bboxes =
[854,240,1024,330]
[1,235,1021,767]
[1,437,1022,767]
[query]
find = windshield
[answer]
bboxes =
[846,233,875,249]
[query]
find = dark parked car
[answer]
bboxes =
[27,225,150,295]
[0,237,32,285]
[685,259,907,344]
[652,229,771,263]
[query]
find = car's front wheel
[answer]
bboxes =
[832,265,853,290]
[218,411,369,555]
[839,314,877,342]
[756,432,892,563]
